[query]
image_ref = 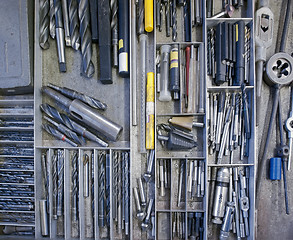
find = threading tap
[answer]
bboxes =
[39,0,50,49]
[68,0,80,50]
[110,0,118,67]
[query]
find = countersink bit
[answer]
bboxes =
[171,0,177,41]
[71,152,79,222]
[137,0,145,35]
[52,154,58,219]
[53,0,66,72]
[110,0,118,67]
[42,124,78,147]
[39,0,50,49]
[40,104,108,147]
[68,0,80,50]
[78,0,95,78]
[47,83,107,110]
[56,150,64,216]
[98,152,105,227]
[49,0,56,38]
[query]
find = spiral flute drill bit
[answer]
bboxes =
[49,0,56,38]
[117,153,122,233]
[112,152,119,220]
[91,152,95,221]
[98,152,105,227]
[41,154,49,212]
[52,154,58,219]
[110,0,118,67]
[68,0,80,50]
[123,152,130,235]
[56,150,64,216]
[137,0,144,35]
[78,0,95,78]
[71,152,79,222]
[171,0,177,41]
[165,0,171,37]
[105,154,111,226]
[39,0,50,49]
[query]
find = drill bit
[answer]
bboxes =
[61,0,71,46]
[40,104,108,147]
[39,0,50,49]
[52,154,58,219]
[71,152,79,222]
[83,154,89,197]
[165,0,171,37]
[117,152,122,233]
[171,0,177,41]
[47,83,107,110]
[123,152,130,235]
[105,154,110,226]
[41,154,49,211]
[112,152,119,220]
[110,0,118,67]
[53,0,66,72]
[78,0,95,78]
[98,152,105,227]
[49,0,56,38]
[42,124,78,147]
[137,0,144,35]
[56,150,64,216]
[68,0,80,50]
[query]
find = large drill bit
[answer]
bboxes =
[71,152,79,222]
[47,83,107,110]
[105,154,111,226]
[98,152,105,227]
[56,150,64,216]
[40,104,108,147]
[123,152,130,235]
[42,124,78,147]
[49,0,56,38]
[112,151,119,221]
[39,0,50,49]
[171,0,177,41]
[137,0,144,35]
[78,0,95,78]
[68,0,80,50]
[52,154,58,219]
[110,0,118,67]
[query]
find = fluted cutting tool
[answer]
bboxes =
[68,0,80,50]
[98,152,105,227]
[61,0,71,46]
[52,154,58,219]
[71,152,79,221]
[111,0,118,67]
[78,0,95,78]
[39,0,50,49]
[49,0,56,38]
[56,150,64,216]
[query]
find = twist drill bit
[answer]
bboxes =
[171,0,177,42]
[41,154,49,211]
[78,0,95,78]
[98,152,105,227]
[68,0,80,50]
[165,0,171,37]
[71,152,79,222]
[52,154,58,219]
[117,152,122,233]
[47,83,107,110]
[44,116,85,145]
[61,0,71,46]
[40,104,108,147]
[112,152,119,220]
[42,124,78,147]
[110,0,118,67]
[39,0,50,49]
[91,152,95,221]
[83,154,89,197]
[105,154,110,226]
[49,0,56,38]
[56,150,64,216]
[137,0,144,35]
[124,152,130,235]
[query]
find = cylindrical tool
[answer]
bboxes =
[61,0,71,46]
[146,72,155,150]
[145,0,153,32]
[212,168,230,224]
[234,20,245,86]
[170,45,180,100]
[219,201,235,240]
[168,116,204,131]
[159,45,172,101]
[39,0,50,50]
[40,200,49,236]
[270,157,282,180]
[118,0,130,77]
[42,87,123,141]
[83,154,89,197]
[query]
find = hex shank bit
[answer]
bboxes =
[41,87,123,141]
[68,0,80,50]
[39,0,50,49]
[40,104,108,147]
[78,0,95,78]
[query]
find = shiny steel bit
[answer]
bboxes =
[98,152,105,227]
[124,152,130,235]
[106,154,111,226]
[68,0,80,50]
[47,83,107,110]
[39,0,50,49]
[71,152,79,221]
[137,0,144,35]
[52,154,58,219]
[171,0,177,41]
[78,0,95,78]
[83,154,89,197]
[110,0,118,67]
[112,152,119,220]
[56,150,64,216]
[49,0,56,38]
[61,0,71,46]
[41,154,49,211]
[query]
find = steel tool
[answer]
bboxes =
[89,0,98,42]
[61,0,71,46]
[68,0,80,50]
[39,0,50,49]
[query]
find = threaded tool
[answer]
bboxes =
[39,0,50,49]
[68,0,80,50]
[111,0,118,67]
[49,0,56,38]
[98,152,105,227]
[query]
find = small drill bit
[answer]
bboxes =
[165,0,171,37]
[78,0,95,78]
[105,154,111,226]
[137,0,144,35]
[39,0,50,49]
[68,0,80,50]
[52,154,58,219]
[112,152,119,220]
[49,0,56,38]
[171,0,177,41]
[71,152,79,222]
[110,0,118,67]
[47,84,107,110]
[56,150,64,216]
[61,0,71,46]
[83,154,89,197]
[41,154,49,211]
[98,152,105,227]
[123,152,130,235]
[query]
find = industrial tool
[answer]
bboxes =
[141,198,154,231]
[68,0,80,50]
[56,150,64,217]
[118,0,130,77]
[159,45,172,101]
[211,3,235,19]
[172,212,185,239]
[183,0,191,42]
[146,72,155,150]
[53,0,66,72]
[89,0,98,42]
[97,0,112,84]
[177,160,184,207]
[170,45,180,100]
[286,87,293,170]
[110,0,118,67]
[98,152,105,227]
[133,187,145,221]
[144,150,155,182]
[40,104,108,147]
[145,0,153,32]
[131,0,137,126]
[138,177,147,207]
[171,0,177,41]
[42,87,122,141]
[169,116,204,131]
[39,0,50,50]
[83,154,89,197]
[219,202,235,240]
[71,152,79,222]
[137,0,145,35]
[164,0,171,37]
[234,21,245,86]
[40,200,49,236]
[78,0,95,78]
[61,0,71,46]
[106,153,111,226]
[49,0,56,38]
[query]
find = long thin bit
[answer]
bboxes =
[68,0,80,50]
[39,0,50,49]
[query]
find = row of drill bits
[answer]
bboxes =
[208,91,251,163]
[187,160,204,199]
[207,21,251,86]
[156,0,202,42]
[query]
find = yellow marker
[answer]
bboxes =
[145,0,154,32]
[146,72,155,149]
